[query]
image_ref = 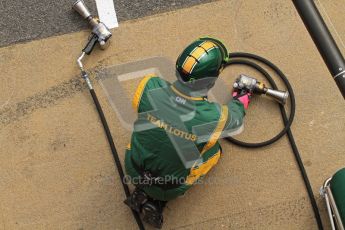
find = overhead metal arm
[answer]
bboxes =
[293,0,345,99]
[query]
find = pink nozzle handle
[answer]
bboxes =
[232,92,251,109]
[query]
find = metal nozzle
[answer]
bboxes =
[72,0,92,19]
[265,89,289,105]
[72,0,112,54]
[234,74,289,105]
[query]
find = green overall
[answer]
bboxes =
[125,75,245,201]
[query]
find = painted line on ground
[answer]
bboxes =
[95,0,119,29]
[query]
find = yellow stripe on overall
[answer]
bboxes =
[132,74,156,110]
[181,41,217,74]
[201,105,229,154]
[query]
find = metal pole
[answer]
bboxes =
[292,0,345,99]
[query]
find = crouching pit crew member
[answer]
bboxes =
[124,37,250,228]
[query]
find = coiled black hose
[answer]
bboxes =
[225,52,323,230]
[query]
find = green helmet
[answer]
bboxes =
[176,37,229,90]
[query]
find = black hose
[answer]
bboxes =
[89,88,145,230]
[225,52,323,230]
[225,58,295,147]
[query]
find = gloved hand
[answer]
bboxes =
[232,91,251,109]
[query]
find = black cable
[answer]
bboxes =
[89,88,145,230]
[225,52,323,230]
[225,59,295,147]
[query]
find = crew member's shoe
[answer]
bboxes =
[124,188,148,212]
[142,201,164,229]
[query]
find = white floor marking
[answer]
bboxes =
[95,0,119,29]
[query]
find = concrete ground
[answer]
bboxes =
[0,0,344,229]
[0,0,215,47]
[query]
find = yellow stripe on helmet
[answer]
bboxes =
[182,57,197,74]
[181,41,217,74]
[200,41,216,51]
[192,47,207,60]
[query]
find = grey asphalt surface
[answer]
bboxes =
[0,0,216,48]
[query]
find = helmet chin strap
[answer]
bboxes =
[177,77,217,97]
[176,70,218,89]
[186,87,210,97]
